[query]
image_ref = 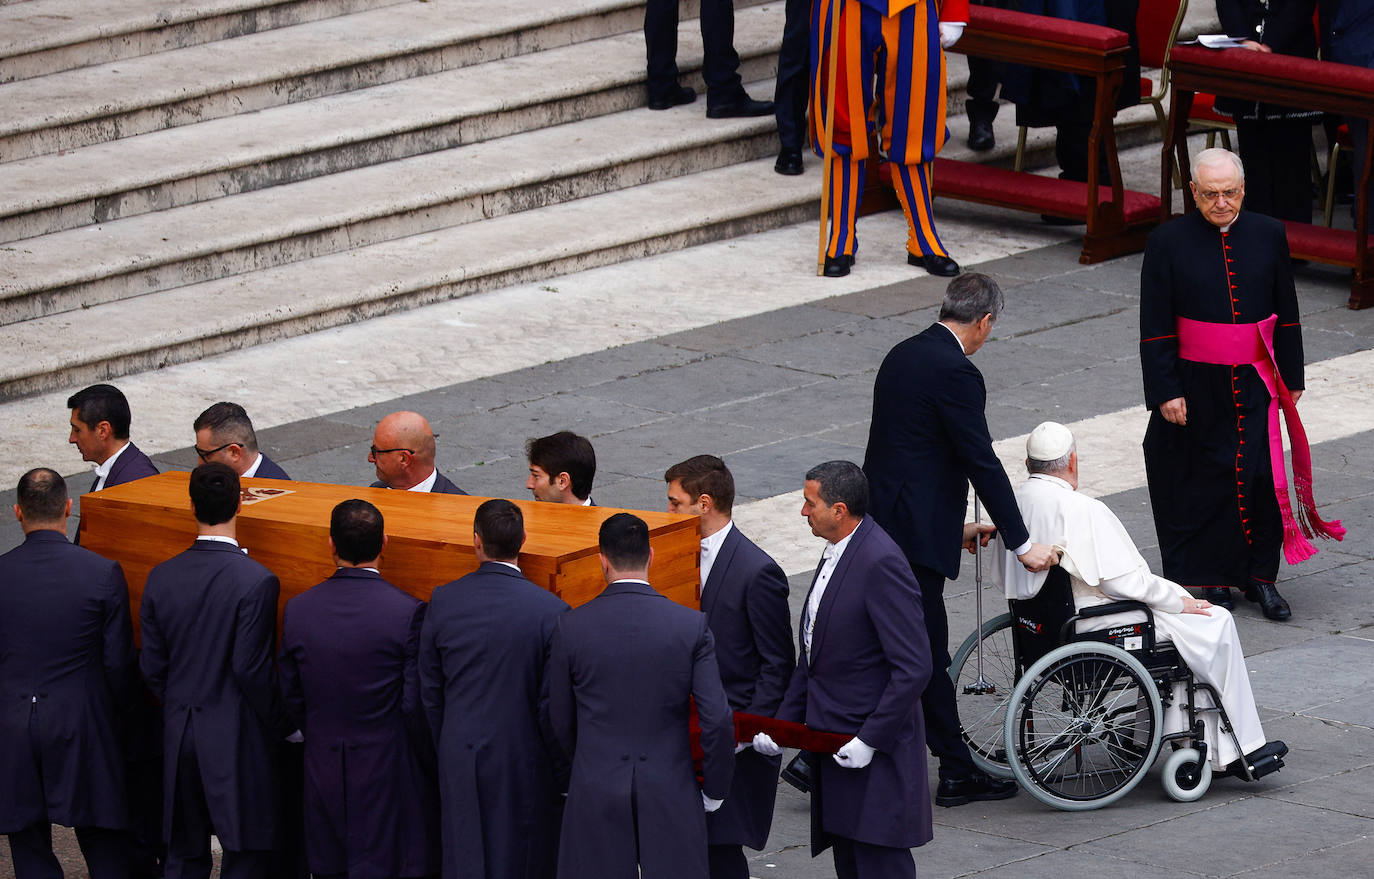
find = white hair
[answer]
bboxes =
[1192,147,1245,182]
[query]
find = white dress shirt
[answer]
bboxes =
[91,442,132,491]
[242,453,265,478]
[803,527,857,658]
[408,468,438,493]
[698,520,734,593]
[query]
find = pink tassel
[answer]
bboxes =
[1282,517,1317,565]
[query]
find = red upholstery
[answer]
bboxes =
[933,159,1161,223]
[1136,0,1184,69]
[1188,91,1234,125]
[968,5,1128,51]
[1171,44,1374,93]
[1284,221,1370,265]
[1337,123,1352,147]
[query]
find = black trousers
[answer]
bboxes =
[8,824,129,879]
[831,837,915,879]
[773,0,811,150]
[708,843,750,879]
[643,0,744,106]
[912,564,976,782]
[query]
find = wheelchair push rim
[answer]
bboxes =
[1004,642,1164,811]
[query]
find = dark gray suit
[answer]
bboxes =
[370,471,467,495]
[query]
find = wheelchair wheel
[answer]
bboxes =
[949,613,1017,778]
[1161,747,1212,803]
[1004,642,1163,811]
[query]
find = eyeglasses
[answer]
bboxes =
[195,441,240,461]
[369,445,413,458]
[1197,187,1242,203]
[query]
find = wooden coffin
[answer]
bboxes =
[78,472,700,634]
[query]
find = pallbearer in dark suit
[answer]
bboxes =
[368,411,468,495]
[548,514,735,879]
[279,500,439,879]
[754,462,931,879]
[139,464,297,879]
[525,431,597,506]
[193,402,291,480]
[862,273,1055,807]
[67,383,159,494]
[419,499,570,879]
[664,456,793,879]
[1,469,136,879]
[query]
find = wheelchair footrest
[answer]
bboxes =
[1244,753,1286,780]
[1229,740,1288,780]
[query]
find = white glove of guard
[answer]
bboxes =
[703,792,724,812]
[939,22,966,49]
[833,736,875,769]
[285,730,304,743]
[752,731,783,757]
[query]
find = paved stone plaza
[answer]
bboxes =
[3,191,1373,876]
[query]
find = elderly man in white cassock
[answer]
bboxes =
[994,421,1285,774]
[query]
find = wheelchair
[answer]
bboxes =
[949,568,1284,810]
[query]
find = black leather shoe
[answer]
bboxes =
[967,117,995,152]
[1227,740,1288,779]
[823,254,854,277]
[648,85,696,110]
[706,97,774,118]
[775,147,805,176]
[1247,582,1291,621]
[1201,587,1235,611]
[936,771,1018,807]
[908,252,960,276]
[780,752,813,793]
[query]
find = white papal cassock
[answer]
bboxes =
[994,473,1267,769]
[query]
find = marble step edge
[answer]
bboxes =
[0,0,416,83]
[0,100,781,321]
[0,5,786,239]
[0,158,819,401]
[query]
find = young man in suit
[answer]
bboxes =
[67,383,159,493]
[369,411,467,495]
[192,402,291,480]
[0,468,137,879]
[139,463,297,879]
[547,513,735,879]
[862,273,1055,806]
[419,498,570,879]
[525,431,596,505]
[279,499,438,879]
[664,455,793,879]
[754,461,931,879]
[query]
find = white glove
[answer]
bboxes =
[285,730,304,743]
[702,792,724,812]
[939,22,965,49]
[833,736,875,769]
[752,732,783,757]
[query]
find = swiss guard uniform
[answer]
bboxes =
[810,0,969,265]
[1139,209,1343,601]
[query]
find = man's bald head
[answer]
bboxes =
[370,411,439,489]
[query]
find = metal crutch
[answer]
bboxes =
[963,496,995,696]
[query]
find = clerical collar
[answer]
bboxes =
[408,468,438,493]
[92,441,132,482]
[1029,473,1074,491]
[937,322,966,354]
[242,453,265,478]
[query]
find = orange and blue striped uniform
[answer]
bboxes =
[810,0,968,260]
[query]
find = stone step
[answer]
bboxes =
[0,0,414,83]
[0,2,785,242]
[0,157,820,401]
[0,0,763,162]
[0,85,780,325]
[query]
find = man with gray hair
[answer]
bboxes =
[995,422,1285,775]
[1141,147,1342,622]
[863,272,1055,807]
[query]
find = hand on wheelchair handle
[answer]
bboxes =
[752,732,783,757]
[833,737,875,769]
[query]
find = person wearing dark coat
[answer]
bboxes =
[547,513,735,879]
[419,498,570,879]
[1319,0,1374,225]
[771,0,811,175]
[862,274,1055,807]
[279,500,438,879]
[139,463,297,879]
[1140,148,1317,621]
[753,462,932,879]
[1,469,137,879]
[193,402,292,481]
[664,456,793,879]
[368,411,468,495]
[67,383,160,495]
[525,431,597,505]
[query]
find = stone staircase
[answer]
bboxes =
[0,0,1184,402]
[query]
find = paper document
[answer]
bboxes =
[1197,34,1249,49]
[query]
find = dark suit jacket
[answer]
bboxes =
[369,470,467,495]
[701,526,793,850]
[0,531,136,833]
[778,517,933,853]
[419,562,569,879]
[548,580,734,879]
[279,568,437,879]
[139,539,292,850]
[863,323,1029,580]
[252,454,290,481]
[92,442,159,493]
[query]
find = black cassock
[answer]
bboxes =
[1139,209,1304,589]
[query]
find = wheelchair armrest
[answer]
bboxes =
[1076,600,1153,621]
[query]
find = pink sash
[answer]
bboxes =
[1176,315,1345,564]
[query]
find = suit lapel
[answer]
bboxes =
[807,518,871,666]
[700,527,741,616]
